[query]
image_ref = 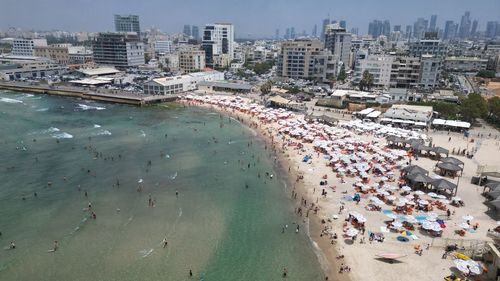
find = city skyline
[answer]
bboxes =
[0,0,499,38]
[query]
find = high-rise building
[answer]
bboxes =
[486,21,498,38]
[275,29,280,40]
[202,23,234,68]
[443,21,458,40]
[114,15,140,35]
[471,20,479,36]
[312,25,318,37]
[394,25,402,32]
[277,39,336,82]
[290,27,296,39]
[152,40,172,54]
[429,15,438,32]
[459,11,471,38]
[390,56,421,89]
[353,55,394,88]
[419,54,440,89]
[183,25,191,37]
[321,18,330,40]
[405,25,413,38]
[413,18,429,39]
[92,33,144,67]
[324,24,352,67]
[340,20,347,29]
[382,20,391,37]
[350,28,359,36]
[12,38,47,56]
[191,26,199,40]
[285,28,291,40]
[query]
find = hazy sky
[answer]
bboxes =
[1,0,499,38]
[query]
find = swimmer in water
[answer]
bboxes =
[162,237,168,248]
[53,240,58,252]
[10,241,16,249]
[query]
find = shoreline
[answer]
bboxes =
[179,99,351,281]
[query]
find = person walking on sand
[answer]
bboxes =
[189,269,193,278]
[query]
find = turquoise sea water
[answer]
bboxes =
[0,91,324,281]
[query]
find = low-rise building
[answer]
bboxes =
[383,104,433,124]
[68,46,93,64]
[0,55,67,80]
[12,38,47,56]
[143,70,223,95]
[33,44,70,65]
[444,56,488,72]
[179,50,205,73]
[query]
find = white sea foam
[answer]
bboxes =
[52,132,73,139]
[170,172,177,180]
[94,130,111,136]
[138,178,143,183]
[36,108,49,112]
[140,248,154,258]
[0,97,23,104]
[165,154,170,159]
[77,104,106,111]
[140,130,146,137]
[93,124,101,128]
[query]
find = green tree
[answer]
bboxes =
[337,66,347,83]
[359,70,374,91]
[476,70,496,79]
[260,80,272,94]
[459,93,488,122]
[488,96,500,121]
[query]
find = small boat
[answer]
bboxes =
[376,253,407,260]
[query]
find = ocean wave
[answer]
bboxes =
[92,129,111,136]
[52,132,73,139]
[36,108,49,112]
[93,124,101,128]
[0,97,23,104]
[76,104,106,111]
[170,172,177,180]
[140,130,146,137]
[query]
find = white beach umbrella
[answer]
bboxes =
[391,221,403,228]
[386,213,398,219]
[386,195,397,201]
[439,199,451,205]
[401,186,412,192]
[436,195,447,200]
[346,228,359,237]
[404,215,418,224]
[415,191,425,196]
[418,199,429,205]
[451,197,461,202]
[453,259,482,275]
[459,222,470,229]
[427,192,438,198]
[462,215,474,221]
[396,201,406,207]
[427,212,439,218]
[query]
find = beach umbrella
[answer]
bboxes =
[400,230,413,236]
[396,201,406,207]
[453,259,482,275]
[385,185,398,191]
[386,195,397,201]
[346,228,359,237]
[415,191,425,196]
[459,222,470,229]
[436,195,447,200]
[391,221,403,228]
[427,212,439,218]
[376,253,407,260]
[439,199,451,204]
[404,215,418,224]
[401,186,412,192]
[462,215,474,221]
[386,213,398,219]
[418,199,429,205]
[451,197,461,202]
[427,192,438,198]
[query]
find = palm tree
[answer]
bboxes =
[359,70,374,91]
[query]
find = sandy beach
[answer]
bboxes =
[180,93,500,281]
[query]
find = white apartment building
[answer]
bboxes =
[324,24,352,68]
[353,55,394,88]
[202,23,234,67]
[419,55,441,89]
[152,40,172,54]
[444,56,488,72]
[12,38,47,56]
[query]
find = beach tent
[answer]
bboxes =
[441,157,464,167]
[477,165,500,178]
[430,146,449,158]
[430,178,457,195]
[407,173,433,184]
[486,189,500,200]
[436,162,462,172]
[403,165,428,175]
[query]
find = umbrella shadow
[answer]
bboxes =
[375,257,404,264]
[344,239,354,245]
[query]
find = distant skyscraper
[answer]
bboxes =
[413,18,428,39]
[459,11,471,38]
[312,25,318,37]
[275,29,280,40]
[429,15,438,32]
[191,26,199,40]
[285,28,291,40]
[183,25,191,37]
[382,20,391,37]
[471,20,478,36]
[290,27,296,39]
[486,21,498,38]
[393,25,402,32]
[114,15,140,35]
[443,21,459,40]
[340,20,347,29]
[405,25,413,38]
[350,28,359,35]
[321,18,330,40]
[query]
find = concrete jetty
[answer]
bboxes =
[0,81,177,106]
